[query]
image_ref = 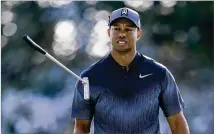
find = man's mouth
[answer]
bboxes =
[117,40,128,45]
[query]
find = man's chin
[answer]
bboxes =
[115,48,132,54]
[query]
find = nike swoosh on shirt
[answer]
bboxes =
[139,73,153,79]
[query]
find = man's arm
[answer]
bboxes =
[74,119,91,134]
[167,111,189,134]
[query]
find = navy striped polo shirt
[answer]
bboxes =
[71,52,185,134]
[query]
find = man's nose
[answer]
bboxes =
[118,32,127,38]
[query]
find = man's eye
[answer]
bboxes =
[114,28,120,31]
[126,28,133,31]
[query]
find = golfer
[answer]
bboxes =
[71,7,189,134]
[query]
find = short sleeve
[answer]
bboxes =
[71,77,94,120]
[159,68,185,117]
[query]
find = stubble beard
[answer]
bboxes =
[113,42,135,55]
[115,47,133,55]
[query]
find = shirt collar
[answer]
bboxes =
[107,52,142,69]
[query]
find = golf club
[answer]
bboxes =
[22,35,90,100]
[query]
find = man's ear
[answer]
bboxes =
[137,28,142,39]
[107,28,110,37]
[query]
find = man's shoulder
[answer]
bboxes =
[139,53,167,73]
[80,55,109,77]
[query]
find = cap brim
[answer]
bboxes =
[109,16,139,28]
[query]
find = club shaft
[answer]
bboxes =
[23,35,86,83]
[45,53,86,83]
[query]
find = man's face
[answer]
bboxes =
[107,18,142,53]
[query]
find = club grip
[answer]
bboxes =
[23,35,46,55]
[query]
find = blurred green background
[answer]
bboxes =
[1,1,213,134]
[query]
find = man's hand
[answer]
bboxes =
[74,119,91,134]
[167,111,190,134]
